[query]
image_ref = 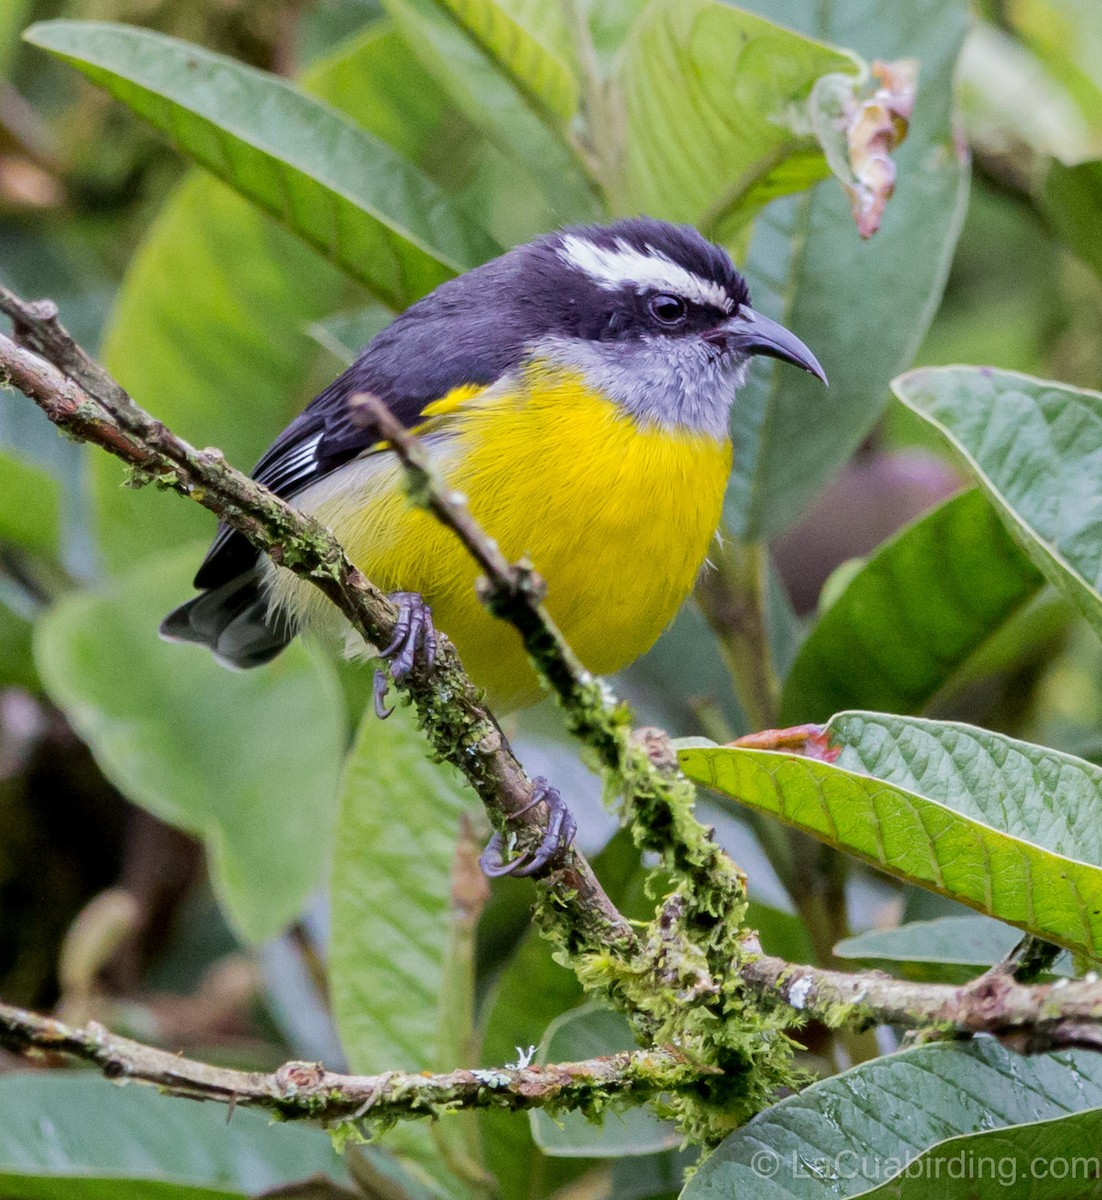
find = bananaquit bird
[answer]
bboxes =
[162,217,824,866]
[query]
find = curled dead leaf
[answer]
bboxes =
[809,58,918,239]
[728,724,840,763]
[844,60,918,238]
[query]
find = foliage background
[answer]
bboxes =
[1,0,1102,1197]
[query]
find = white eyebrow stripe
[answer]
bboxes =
[557,234,732,311]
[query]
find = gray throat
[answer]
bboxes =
[530,334,746,440]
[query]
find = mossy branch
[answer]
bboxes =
[0,283,790,1141]
[0,999,710,1127]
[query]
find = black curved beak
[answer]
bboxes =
[721,306,827,385]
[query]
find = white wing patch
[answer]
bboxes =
[279,433,321,474]
[557,234,732,311]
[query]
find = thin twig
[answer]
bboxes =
[742,953,1102,1054]
[0,1001,708,1123]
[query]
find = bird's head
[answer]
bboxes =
[511,217,826,437]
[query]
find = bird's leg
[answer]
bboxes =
[372,591,438,719]
[479,777,578,878]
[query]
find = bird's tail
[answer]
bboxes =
[160,569,293,669]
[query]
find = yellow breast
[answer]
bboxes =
[280,364,732,710]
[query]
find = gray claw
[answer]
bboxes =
[479,779,577,879]
[373,668,394,719]
[377,592,437,689]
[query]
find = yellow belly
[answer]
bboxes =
[281,367,732,710]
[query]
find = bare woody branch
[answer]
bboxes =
[0,1000,709,1123]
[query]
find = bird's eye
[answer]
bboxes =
[647,293,687,325]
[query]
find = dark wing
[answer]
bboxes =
[194,361,436,588]
[191,251,537,590]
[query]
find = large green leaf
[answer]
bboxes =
[0,1073,346,1199]
[957,21,1099,166]
[0,601,37,692]
[780,489,1044,723]
[893,366,1102,641]
[94,173,350,570]
[379,0,598,219]
[856,1109,1102,1200]
[682,1038,1102,1199]
[476,828,666,1198]
[680,712,1102,956]
[329,702,479,1199]
[308,304,395,367]
[0,0,31,74]
[727,0,969,540]
[25,21,499,308]
[34,547,345,943]
[92,22,466,571]
[610,0,856,224]
[478,928,586,1199]
[1008,0,1102,147]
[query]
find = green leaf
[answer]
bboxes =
[26,20,500,308]
[745,899,814,964]
[727,0,970,540]
[682,1038,1102,1199]
[610,0,857,225]
[530,1006,679,1158]
[780,489,1044,724]
[94,173,351,570]
[92,22,464,571]
[329,701,478,1198]
[833,915,1025,983]
[893,366,1102,642]
[680,711,1102,957]
[1009,0,1102,149]
[477,829,651,1198]
[379,0,598,219]
[1043,159,1102,279]
[425,0,578,129]
[957,21,1100,166]
[34,546,345,943]
[0,449,61,556]
[856,1109,1102,1200]
[0,1073,346,1199]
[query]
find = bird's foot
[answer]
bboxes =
[479,778,577,878]
[372,591,437,719]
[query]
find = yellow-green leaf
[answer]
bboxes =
[681,712,1102,957]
